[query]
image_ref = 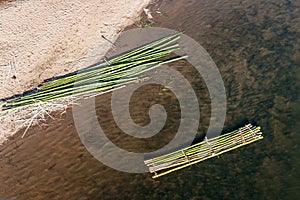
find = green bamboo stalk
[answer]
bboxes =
[3,77,139,108]
[109,33,181,64]
[4,56,184,107]
[147,128,261,166]
[151,136,263,178]
[40,33,181,90]
[2,33,185,111]
[144,124,263,178]
[36,44,180,93]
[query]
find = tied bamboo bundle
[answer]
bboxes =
[0,33,186,112]
[144,124,263,178]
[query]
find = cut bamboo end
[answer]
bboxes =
[144,124,263,178]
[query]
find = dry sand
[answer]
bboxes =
[0,0,152,144]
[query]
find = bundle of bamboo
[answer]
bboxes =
[144,124,263,178]
[1,33,185,112]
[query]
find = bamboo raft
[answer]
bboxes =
[144,124,263,178]
[0,33,185,112]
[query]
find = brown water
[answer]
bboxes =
[0,0,299,199]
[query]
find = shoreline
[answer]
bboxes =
[0,0,152,145]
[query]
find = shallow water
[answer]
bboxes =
[0,0,299,199]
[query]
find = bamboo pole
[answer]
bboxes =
[1,33,184,112]
[144,124,263,178]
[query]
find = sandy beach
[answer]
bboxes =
[0,0,152,144]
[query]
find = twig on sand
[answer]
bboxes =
[19,98,72,138]
[21,109,41,138]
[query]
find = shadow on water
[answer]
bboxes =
[0,0,299,199]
